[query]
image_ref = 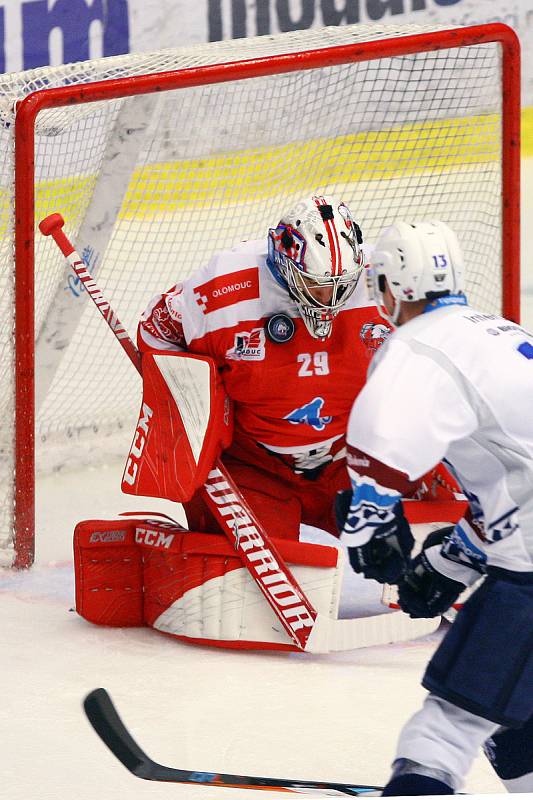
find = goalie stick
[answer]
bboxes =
[38,213,316,650]
[39,213,440,652]
[84,688,382,796]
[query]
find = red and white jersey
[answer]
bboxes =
[138,238,389,470]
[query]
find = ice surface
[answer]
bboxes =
[5,153,533,800]
[0,463,506,800]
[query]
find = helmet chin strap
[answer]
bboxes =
[367,267,401,328]
[390,296,402,325]
[375,291,401,327]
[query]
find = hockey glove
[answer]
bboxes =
[336,490,414,584]
[398,527,466,618]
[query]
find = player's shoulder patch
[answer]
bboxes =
[225,326,266,361]
[192,240,264,316]
[193,266,260,315]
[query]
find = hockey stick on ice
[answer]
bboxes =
[40,213,440,652]
[84,688,382,796]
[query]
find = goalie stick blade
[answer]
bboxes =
[83,689,382,796]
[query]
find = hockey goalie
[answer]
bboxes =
[71,197,466,652]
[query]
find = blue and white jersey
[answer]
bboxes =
[345,301,533,576]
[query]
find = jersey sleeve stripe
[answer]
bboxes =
[346,444,420,495]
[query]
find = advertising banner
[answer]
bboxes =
[0,1,531,104]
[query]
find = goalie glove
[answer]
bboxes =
[335,490,414,584]
[398,527,466,619]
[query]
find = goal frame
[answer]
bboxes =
[12,23,521,568]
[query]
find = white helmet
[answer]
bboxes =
[368,221,466,325]
[267,196,365,339]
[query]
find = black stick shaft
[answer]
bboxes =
[84,689,382,796]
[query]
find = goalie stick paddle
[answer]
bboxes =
[83,688,382,796]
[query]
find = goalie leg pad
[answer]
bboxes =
[75,518,342,651]
[422,572,533,727]
[74,519,144,626]
[74,516,187,627]
[141,532,342,651]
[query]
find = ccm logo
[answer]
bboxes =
[135,528,175,549]
[123,403,153,486]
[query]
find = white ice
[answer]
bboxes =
[1,461,511,800]
[4,162,533,800]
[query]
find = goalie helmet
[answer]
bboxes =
[368,221,466,325]
[267,196,365,339]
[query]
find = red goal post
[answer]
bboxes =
[5,22,521,568]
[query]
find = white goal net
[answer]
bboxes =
[0,23,520,566]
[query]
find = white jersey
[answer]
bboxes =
[346,301,533,576]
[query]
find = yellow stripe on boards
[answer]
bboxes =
[7,108,527,231]
[122,114,502,215]
[522,106,533,156]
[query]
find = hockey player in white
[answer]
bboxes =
[335,221,533,794]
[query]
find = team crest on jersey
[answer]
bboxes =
[226,328,266,361]
[143,296,185,346]
[265,313,295,344]
[153,308,173,339]
[284,397,332,431]
[359,322,391,352]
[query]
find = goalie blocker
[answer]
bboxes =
[74,515,342,651]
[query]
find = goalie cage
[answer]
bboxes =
[0,22,520,568]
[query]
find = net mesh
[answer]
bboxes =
[0,24,507,563]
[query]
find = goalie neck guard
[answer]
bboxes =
[267,196,364,340]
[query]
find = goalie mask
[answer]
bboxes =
[368,221,466,325]
[267,196,364,339]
